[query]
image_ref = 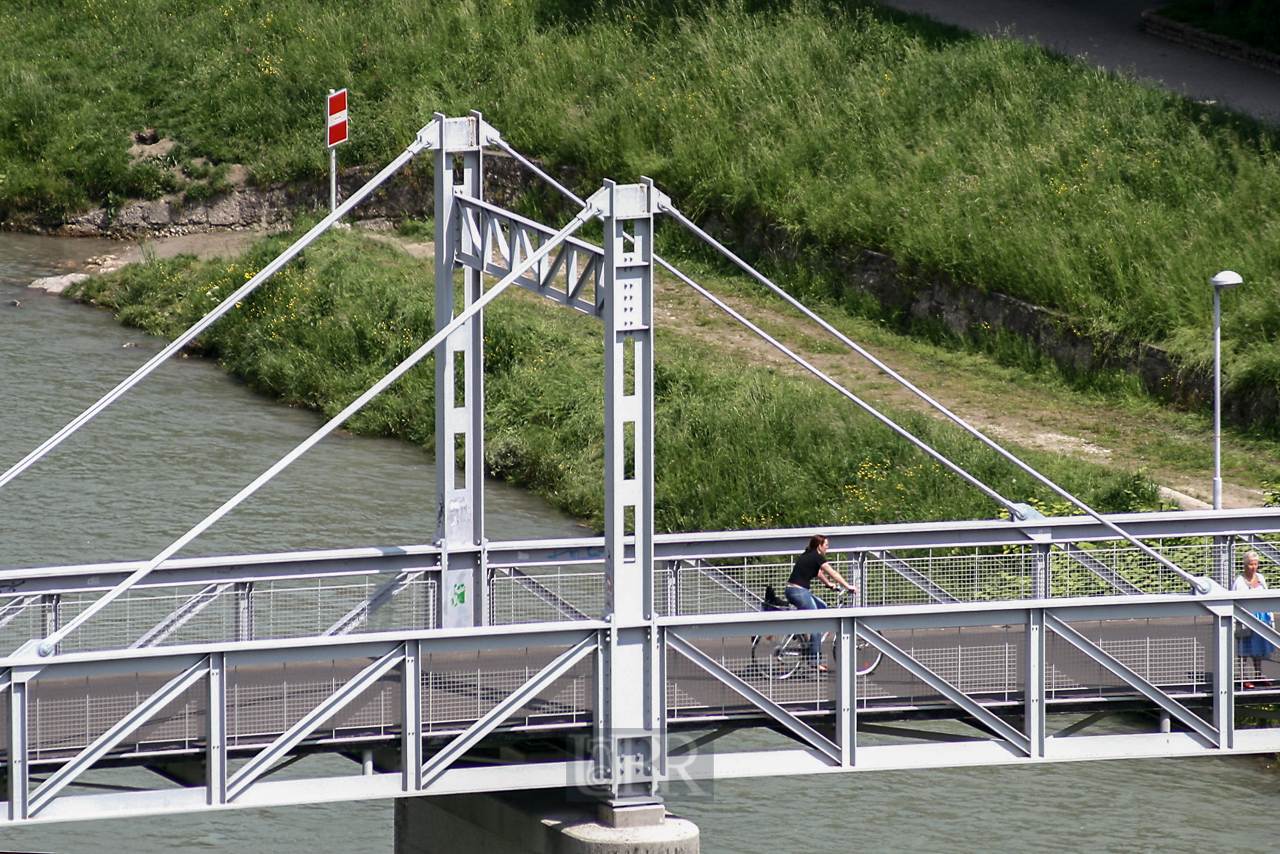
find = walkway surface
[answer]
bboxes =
[876,0,1280,125]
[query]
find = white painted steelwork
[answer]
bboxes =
[0,588,1278,823]
[5,114,1280,827]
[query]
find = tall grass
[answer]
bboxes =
[69,228,1160,531]
[6,0,1280,412]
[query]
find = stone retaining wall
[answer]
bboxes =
[699,213,1275,429]
[16,149,1277,429]
[1142,9,1280,74]
[16,150,548,239]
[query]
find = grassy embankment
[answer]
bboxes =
[4,0,1280,424]
[69,228,1159,534]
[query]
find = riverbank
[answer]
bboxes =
[32,220,1266,531]
[62,222,1175,532]
[6,0,1280,438]
[25,136,1280,463]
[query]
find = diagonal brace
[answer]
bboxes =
[421,635,597,790]
[1056,543,1143,596]
[133,582,236,648]
[227,646,405,801]
[324,571,425,636]
[30,656,211,814]
[1045,613,1218,744]
[1235,607,1280,653]
[666,632,841,765]
[856,626,1031,755]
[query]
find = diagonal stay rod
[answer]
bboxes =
[0,127,436,495]
[657,256,1014,512]
[492,140,1014,518]
[34,204,599,657]
[491,135,1201,593]
[660,202,1205,592]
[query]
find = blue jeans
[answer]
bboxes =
[785,584,828,663]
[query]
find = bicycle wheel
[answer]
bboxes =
[828,637,883,677]
[854,639,882,676]
[751,633,806,679]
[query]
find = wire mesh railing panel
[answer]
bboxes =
[1044,617,1211,700]
[0,595,56,657]
[46,587,242,654]
[28,670,203,761]
[226,659,372,747]
[131,686,206,751]
[340,576,436,637]
[667,637,828,720]
[250,579,391,642]
[671,562,787,616]
[851,625,1024,710]
[516,660,593,728]
[325,681,400,738]
[420,646,591,732]
[10,574,440,656]
[857,552,1035,606]
[488,568,605,625]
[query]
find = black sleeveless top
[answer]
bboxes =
[787,549,825,588]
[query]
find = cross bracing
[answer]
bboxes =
[1,582,1280,823]
[2,112,1280,824]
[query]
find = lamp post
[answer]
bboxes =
[1211,270,1243,510]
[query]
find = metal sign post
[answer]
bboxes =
[327,89,349,212]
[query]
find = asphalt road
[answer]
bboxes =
[875,0,1280,125]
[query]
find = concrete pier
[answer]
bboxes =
[395,791,700,854]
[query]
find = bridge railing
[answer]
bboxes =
[4,584,1280,823]
[1,509,1278,655]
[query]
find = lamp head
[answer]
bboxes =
[1211,270,1243,290]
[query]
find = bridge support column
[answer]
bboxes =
[596,179,667,803]
[394,791,699,854]
[434,112,489,629]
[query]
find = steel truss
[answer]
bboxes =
[6,113,1280,827]
[2,587,1280,823]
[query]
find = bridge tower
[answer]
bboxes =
[424,115,679,837]
[597,179,663,807]
[433,112,493,630]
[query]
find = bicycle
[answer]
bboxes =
[751,586,882,680]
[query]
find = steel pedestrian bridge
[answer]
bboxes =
[3,114,1280,827]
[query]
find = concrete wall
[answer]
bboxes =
[395,792,699,854]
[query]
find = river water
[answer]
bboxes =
[0,232,1275,853]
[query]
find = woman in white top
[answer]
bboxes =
[1234,551,1274,687]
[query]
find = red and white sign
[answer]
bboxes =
[327,89,348,148]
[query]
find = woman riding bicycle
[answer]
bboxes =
[786,534,857,671]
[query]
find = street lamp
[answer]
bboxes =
[1211,270,1243,510]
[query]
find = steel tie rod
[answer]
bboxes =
[657,257,1014,512]
[496,137,1205,591]
[0,126,438,494]
[657,201,1204,591]
[34,203,600,656]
